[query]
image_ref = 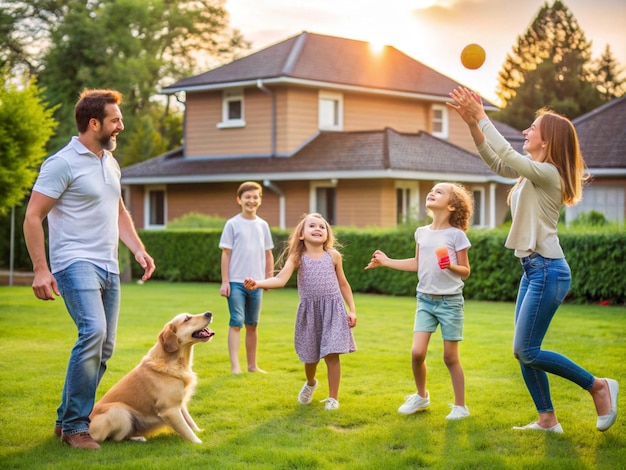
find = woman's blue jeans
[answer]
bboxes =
[513,253,594,414]
[54,261,120,435]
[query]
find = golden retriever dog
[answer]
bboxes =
[89,311,214,444]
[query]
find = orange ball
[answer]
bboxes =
[460,44,486,70]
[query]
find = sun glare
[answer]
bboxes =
[369,40,386,54]
[414,0,438,8]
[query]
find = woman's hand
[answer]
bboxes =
[447,87,486,124]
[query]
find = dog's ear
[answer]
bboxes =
[159,325,180,353]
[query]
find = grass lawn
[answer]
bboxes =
[1,282,624,469]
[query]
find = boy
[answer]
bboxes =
[219,182,274,373]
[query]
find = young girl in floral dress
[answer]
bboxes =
[244,213,357,410]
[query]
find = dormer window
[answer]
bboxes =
[217,88,246,128]
[431,104,448,139]
[318,91,343,131]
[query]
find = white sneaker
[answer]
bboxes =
[446,405,470,420]
[513,422,564,433]
[322,398,339,410]
[298,379,318,404]
[397,392,430,414]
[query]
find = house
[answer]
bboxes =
[123,31,614,231]
[568,96,626,225]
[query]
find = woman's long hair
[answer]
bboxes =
[537,108,589,206]
[507,108,589,206]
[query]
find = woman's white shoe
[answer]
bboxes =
[513,422,563,433]
[597,378,619,432]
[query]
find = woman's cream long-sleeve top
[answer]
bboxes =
[476,117,565,259]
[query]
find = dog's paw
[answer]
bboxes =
[130,436,147,442]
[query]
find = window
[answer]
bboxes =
[565,186,624,225]
[472,188,485,227]
[217,88,246,128]
[318,91,343,131]
[310,181,337,225]
[396,182,418,224]
[144,186,166,229]
[431,104,448,139]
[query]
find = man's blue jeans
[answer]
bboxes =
[513,253,594,414]
[54,261,120,435]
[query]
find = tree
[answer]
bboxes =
[494,0,605,128]
[0,70,57,215]
[590,44,626,102]
[9,0,249,165]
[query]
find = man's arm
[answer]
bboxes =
[23,191,60,300]
[118,199,155,281]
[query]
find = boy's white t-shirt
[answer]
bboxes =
[415,226,471,295]
[219,214,274,282]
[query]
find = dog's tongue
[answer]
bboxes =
[193,328,215,341]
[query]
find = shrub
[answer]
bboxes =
[166,212,226,229]
[130,226,625,304]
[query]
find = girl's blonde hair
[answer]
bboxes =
[508,108,589,206]
[440,183,474,232]
[278,213,339,270]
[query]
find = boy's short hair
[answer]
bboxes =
[237,181,263,198]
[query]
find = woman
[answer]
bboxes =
[447,87,618,433]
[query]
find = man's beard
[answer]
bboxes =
[100,134,117,152]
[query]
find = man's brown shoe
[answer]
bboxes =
[61,432,100,449]
[54,426,62,436]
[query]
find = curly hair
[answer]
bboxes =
[437,183,474,232]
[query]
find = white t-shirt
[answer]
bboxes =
[415,225,471,295]
[219,214,274,282]
[32,137,121,274]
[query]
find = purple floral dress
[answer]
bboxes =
[294,251,357,363]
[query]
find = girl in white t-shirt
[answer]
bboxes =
[365,182,473,420]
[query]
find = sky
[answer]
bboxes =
[224,0,626,105]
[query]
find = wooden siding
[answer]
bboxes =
[447,112,484,153]
[184,85,483,157]
[127,186,145,228]
[335,179,397,227]
[185,89,273,157]
[343,93,429,132]
[282,88,319,152]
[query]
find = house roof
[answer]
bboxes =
[491,120,525,153]
[122,128,506,185]
[572,95,626,170]
[162,31,493,106]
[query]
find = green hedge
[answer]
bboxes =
[130,227,625,304]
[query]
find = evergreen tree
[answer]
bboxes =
[590,44,626,102]
[494,0,605,128]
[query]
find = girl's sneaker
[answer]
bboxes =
[298,379,318,404]
[322,398,339,410]
[397,392,430,414]
[446,405,470,420]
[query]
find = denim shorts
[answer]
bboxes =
[227,282,263,327]
[415,292,464,341]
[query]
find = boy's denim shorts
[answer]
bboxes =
[227,282,263,327]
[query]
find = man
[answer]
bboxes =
[23,89,155,449]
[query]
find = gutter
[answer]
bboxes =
[263,180,286,229]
